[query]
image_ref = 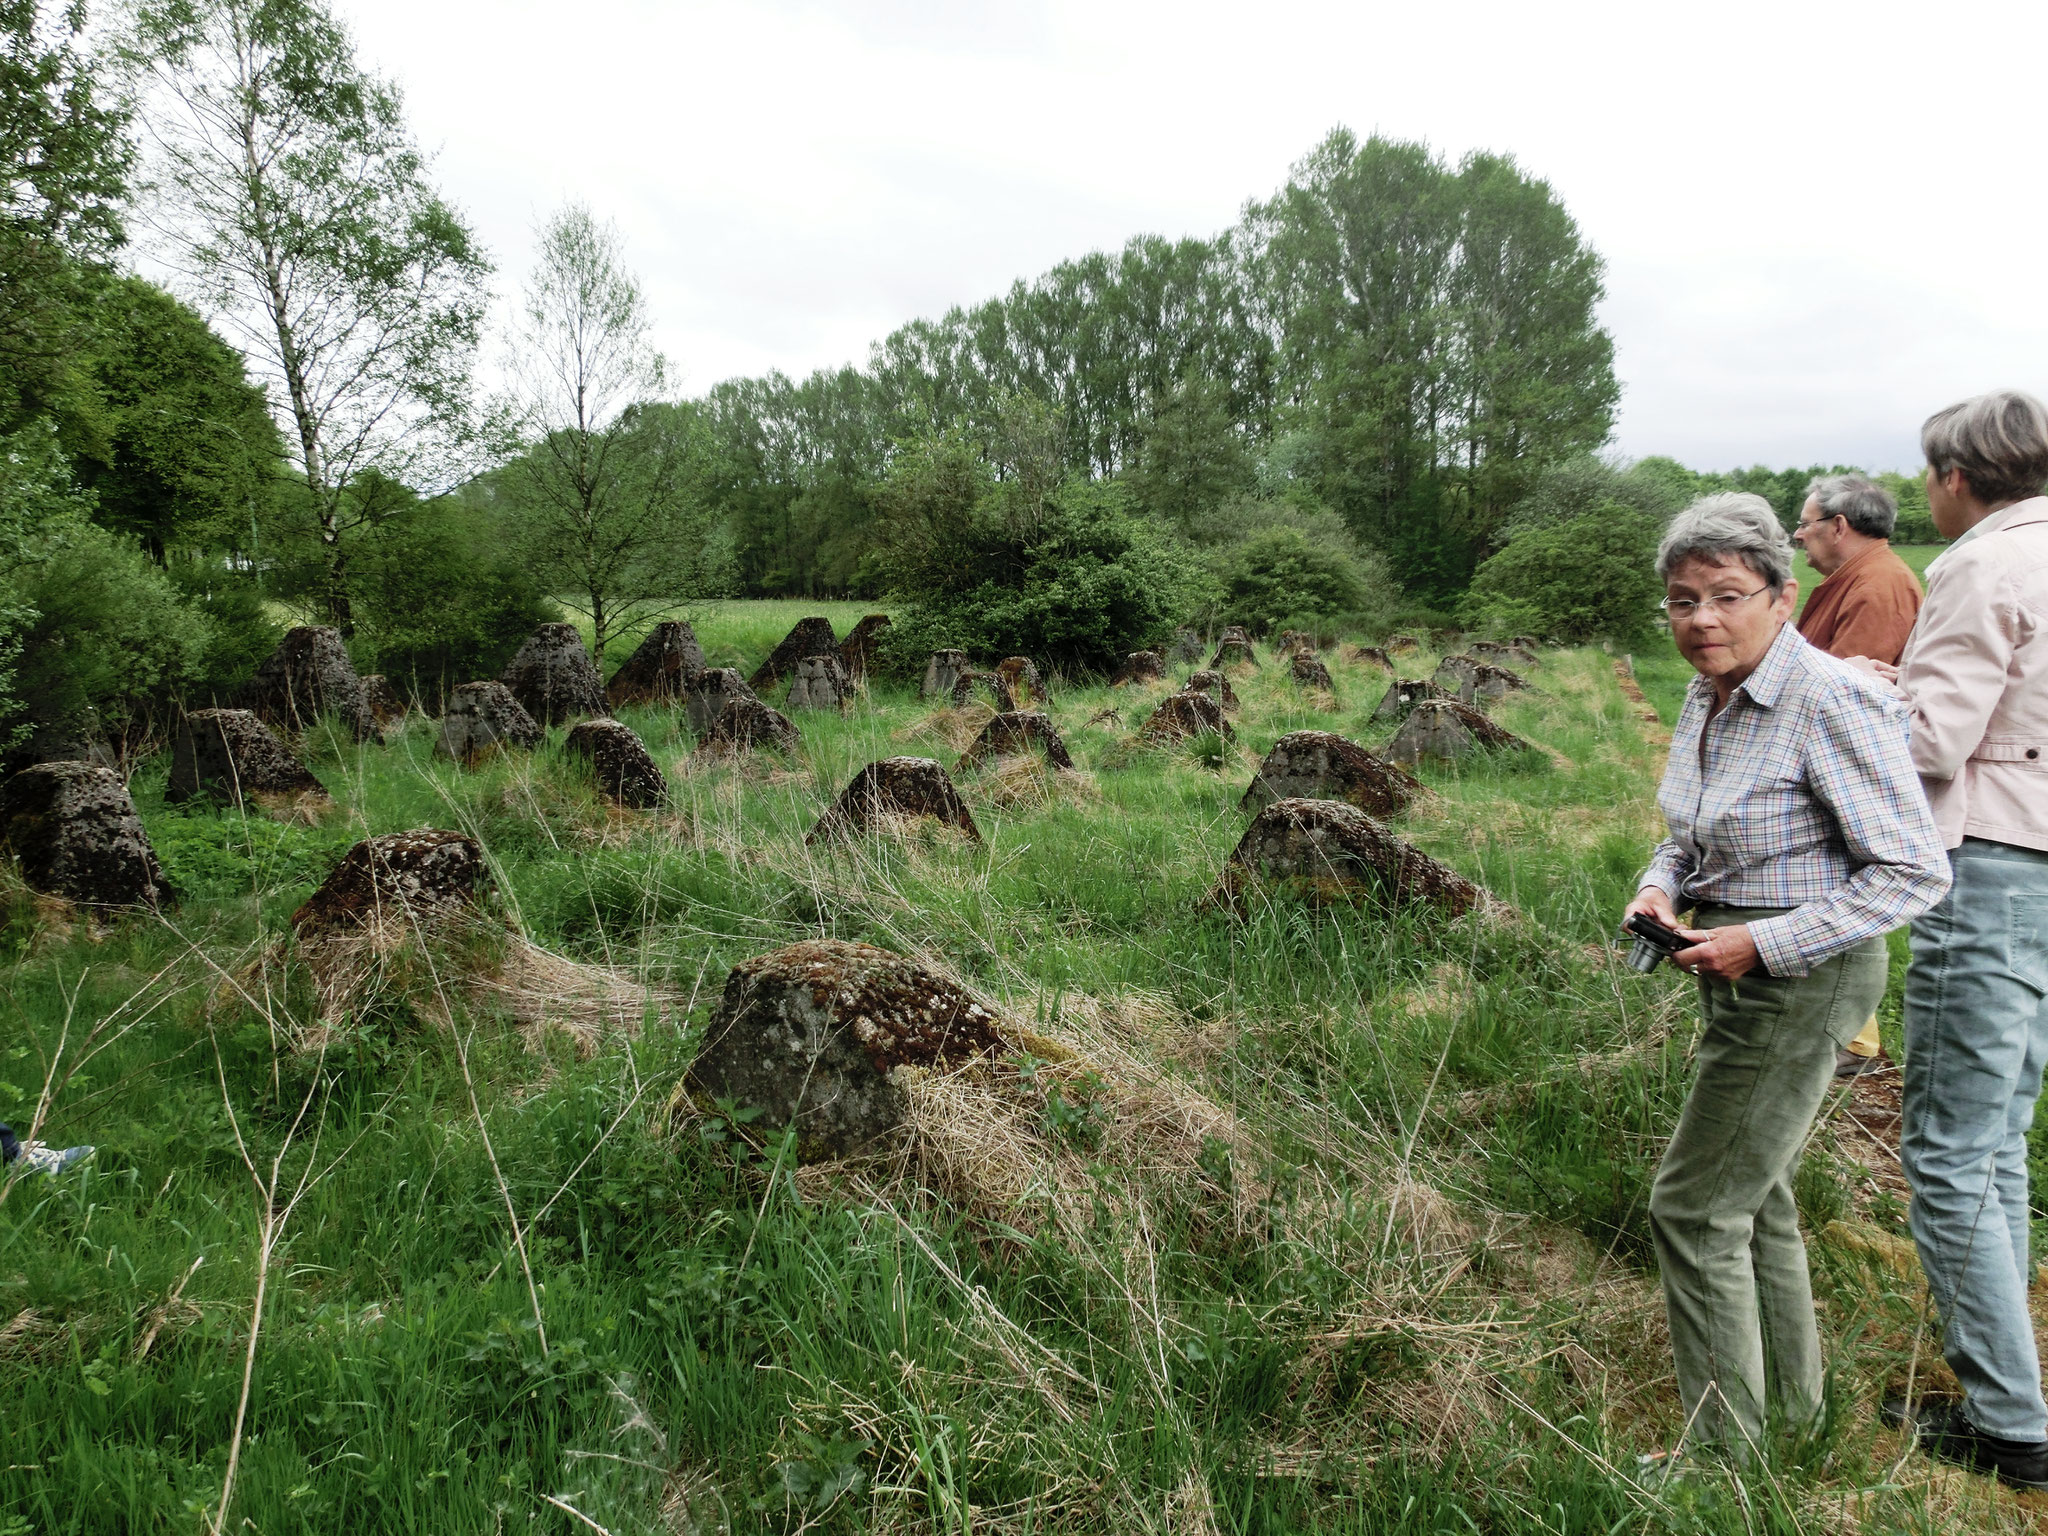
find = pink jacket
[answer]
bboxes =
[1896,496,2048,851]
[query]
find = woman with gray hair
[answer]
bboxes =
[1624,492,1949,1465]
[1877,390,2048,1490]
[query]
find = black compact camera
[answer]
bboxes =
[1621,911,1693,973]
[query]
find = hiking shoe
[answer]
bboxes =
[1836,1049,1889,1079]
[1884,1398,2048,1490]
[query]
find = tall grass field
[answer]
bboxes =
[2,604,2033,1533]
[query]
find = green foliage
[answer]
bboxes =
[1125,371,1254,533]
[1463,508,1665,644]
[165,558,280,693]
[703,129,1616,606]
[53,273,281,559]
[879,494,1198,676]
[348,490,560,703]
[501,207,730,659]
[131,0,493,632]
[503,402,732,664]
[0,0,134,428]
[1247,132,1617,595]
[1215,525,1370,632]
[0,419,90,740]
[1496,455,1685,541]
[1877,469,1937,543]
[146,805,358,903]
[6,518,215,755]
[870,413,1200,674]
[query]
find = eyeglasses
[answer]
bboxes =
[1795,513,1841,531]
[1659,587,1772,620]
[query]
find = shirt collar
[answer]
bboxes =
[1929,495,2048,575]
[1815,539,1887,584]
[1685,619,1804,711]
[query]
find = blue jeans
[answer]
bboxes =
[1902,837,2048,1441]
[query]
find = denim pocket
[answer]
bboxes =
[2011,894,2048,995]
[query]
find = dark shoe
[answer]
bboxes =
[1836,1049,1888,1079]
[1884,1398,2048,1490]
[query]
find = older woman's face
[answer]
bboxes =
[1667,554,1797,687]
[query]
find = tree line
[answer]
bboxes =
[0,0,1935,760]
[705,129,1619,604]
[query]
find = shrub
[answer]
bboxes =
[1216,525,1371,633]
[167,560,280,695]
[348,495,561,704]
[869,419,1201,676]
[6,519,214,760]
[0,422,92,746]
[1462,508,1664,644]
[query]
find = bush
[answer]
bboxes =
[347,494,562,704]
[7,520,215,759]
[166,560,280,695]
[1216,525,1372,634]
[1462,508,1664,644]
[876,490,1198,676]
[869,418,1201,676]
[0,422,93,746]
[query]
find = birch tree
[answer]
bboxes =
[127,0,490,632]
[503,203,722,662]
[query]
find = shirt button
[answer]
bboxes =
[2030,749,2041,760]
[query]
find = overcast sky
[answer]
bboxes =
[333,0,2048,473]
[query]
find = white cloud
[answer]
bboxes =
[333,0,2048,470]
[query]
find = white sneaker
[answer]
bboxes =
[4,1139,94,1176]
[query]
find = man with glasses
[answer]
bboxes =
[1792,473,1925,1077]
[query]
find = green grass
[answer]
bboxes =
[1,612,2021,1534]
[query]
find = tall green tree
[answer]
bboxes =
[1244,130,1616,597]
[502,205,727,661]
[129,0,490,632]
[1,0,133,428]
[1125,371,1254,534]
[56,273,281,561]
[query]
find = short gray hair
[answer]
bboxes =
[1656,492,1796,590]
[1805,472,1897,539]
[1922,390,2048,506]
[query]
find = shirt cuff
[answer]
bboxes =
[1745,915,1809,978]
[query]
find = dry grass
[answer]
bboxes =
[960,754,1101,812]
[251,913,676,1056]
[895,703,996,752]
[792,992,1265,1246]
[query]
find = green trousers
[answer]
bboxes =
[1647,906,1887,1452]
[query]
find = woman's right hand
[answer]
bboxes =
[1625,885,1681,929]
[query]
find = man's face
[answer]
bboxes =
[1791,495,1846,575]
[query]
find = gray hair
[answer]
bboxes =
[1805,472,1897,539]
[1656,492,1796,590]
[1922,390,2048,506]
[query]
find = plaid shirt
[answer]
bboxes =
[1639,623,1950,977]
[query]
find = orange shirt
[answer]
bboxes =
[1796,541,1923,666]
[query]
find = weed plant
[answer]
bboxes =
[0,613,2026,1533]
